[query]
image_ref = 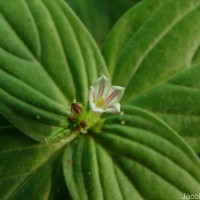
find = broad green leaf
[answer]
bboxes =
[103,0,200,102]
[130,64,200,153]
[103,0,200,152]
[106,0,142,26]
[0,125,72,200]
[63,106,200,200]
[0,0,108,141]
[65,0,110,47]
[0,114,13,130]
[65,0,141,47]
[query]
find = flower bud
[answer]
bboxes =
[80,120,88,134]
[67,116,76,123]
[80,120,88,129]
[71,102,83,116]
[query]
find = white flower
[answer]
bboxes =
[89,75,125,113]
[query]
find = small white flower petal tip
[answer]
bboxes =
[89,75,125,113]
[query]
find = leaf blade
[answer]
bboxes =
[0,0,108,141]
[103,0,200,102]
[0,125,71,200]
[63,106,200,200]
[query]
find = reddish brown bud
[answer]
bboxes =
[67,116,76,123]
[80,120,88,129]
[71,102,83,116]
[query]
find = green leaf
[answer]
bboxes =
[65,0,141,47]
[0,114,13,130]
[0,125,72,200]
[65,0,110,47]
[103,0,200,102]
[106,0,142,26]
[63,106,200,200]
[130,64,200,153]
[103,0,200,152]
[0,0,108,141]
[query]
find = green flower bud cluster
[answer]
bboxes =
[48,75,125,142]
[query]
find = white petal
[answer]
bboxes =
[89,98,96,109]
[89,102,105,113]
[92,107,105,113]
[93,75,110,100]
[105,103,120,113]
[105,86,125,106]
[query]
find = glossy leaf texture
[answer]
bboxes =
[103,0,200,152]
[0,0,108,141]
[63,106,200,200]
[0,122,72,200]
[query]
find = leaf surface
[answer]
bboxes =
[103,0,200,101]
[65,0,141,47]
[103,0,200,152]
[63,106,200,200]
[0,0,108,141]
[0,124,72,200]
[131,64,200,153]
